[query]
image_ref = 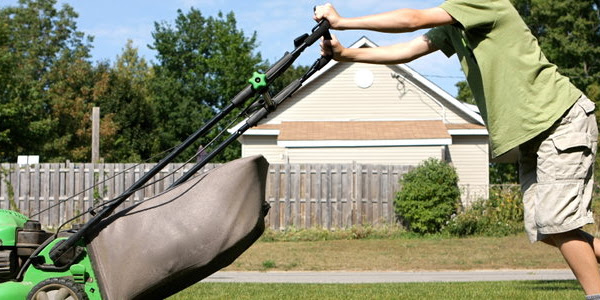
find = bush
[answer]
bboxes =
[394,158,461,234]
[444,185,523,237]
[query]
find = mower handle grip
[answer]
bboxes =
[305,19,332,46]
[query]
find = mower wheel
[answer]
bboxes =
[27,277,89,300]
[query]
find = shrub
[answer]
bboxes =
[445,185,523,237]
[394,158,461,234]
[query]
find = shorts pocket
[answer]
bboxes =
[550,132,594,180]
[535,181,582,232]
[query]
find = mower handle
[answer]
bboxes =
[49,10,333,267]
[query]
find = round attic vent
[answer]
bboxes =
[354,69,374,89]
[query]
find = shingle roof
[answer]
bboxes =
[255,120,454,141]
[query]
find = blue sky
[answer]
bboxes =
[3,0,465,95]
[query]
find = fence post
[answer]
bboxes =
[92,107,100,164]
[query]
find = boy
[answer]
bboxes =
[314,1,600,297]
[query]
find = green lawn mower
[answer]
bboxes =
[0,19,332,300]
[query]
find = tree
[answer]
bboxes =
[454,81,475,105]
[0,0,97,162]
[43,57,116,162]
[149,9,263,162]
[97,41,155,162]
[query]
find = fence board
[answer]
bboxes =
[304,165,312,228]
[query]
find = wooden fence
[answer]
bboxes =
[0,162,486,229]
[0,162,220,227]
[265,164,412,229]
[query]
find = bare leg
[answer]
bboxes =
[543,230,600,264]
[547,230,600,295]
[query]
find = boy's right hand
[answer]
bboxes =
[320,34,344,62]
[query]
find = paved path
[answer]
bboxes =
[204,269,575,284]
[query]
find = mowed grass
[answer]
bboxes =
[165,233,583,299]
[168,281,581,300]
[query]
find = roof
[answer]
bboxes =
[251,120,460,148]
[274,121,451,141]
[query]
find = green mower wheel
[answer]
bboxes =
[27,277,89,300]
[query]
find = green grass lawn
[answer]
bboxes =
[168,281,582,300]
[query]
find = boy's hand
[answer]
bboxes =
[320,34,344,61]
[313,3,342,29]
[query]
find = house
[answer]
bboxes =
[238,37,490,204]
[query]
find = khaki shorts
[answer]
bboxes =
[519,95,598,242]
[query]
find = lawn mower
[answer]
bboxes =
[0,18,332,300]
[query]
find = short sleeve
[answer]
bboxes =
[439,0,498,30]
[424,26,455,58]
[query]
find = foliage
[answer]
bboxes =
[97,40,155,162]
[149,9,264,162]
[444,185,524,237]
[1,1,300,163]
[454,81,474,105]
[394,158,461,234]
[0,0,96,161]
[489,162,519,184]
[44,58,117,161]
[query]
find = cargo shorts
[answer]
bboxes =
[519,95,598,242]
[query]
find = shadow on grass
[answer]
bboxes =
[523,280,580,291]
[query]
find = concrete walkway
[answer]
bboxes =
[204,269,575,284]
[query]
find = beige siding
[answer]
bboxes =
[264,63,468,124]
[240,135,285,164]
[448,136,490,203]
[284,146,443,165]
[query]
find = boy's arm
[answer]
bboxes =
[321,34,439,64]
[314,3,455,32]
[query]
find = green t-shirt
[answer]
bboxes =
[425,0,581,158]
